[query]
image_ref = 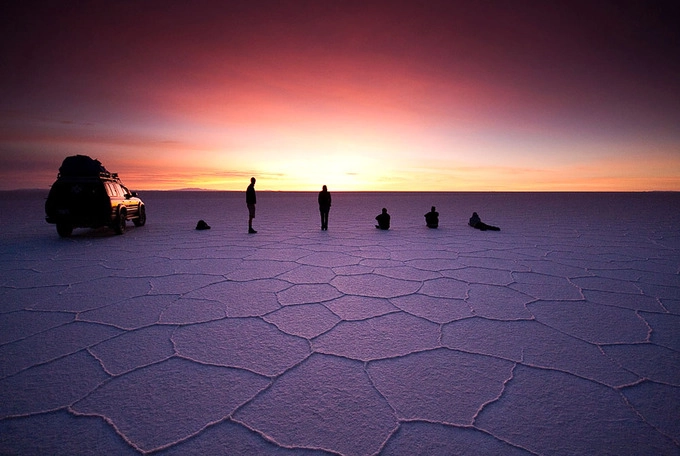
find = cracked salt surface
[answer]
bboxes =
[1,190,679,455]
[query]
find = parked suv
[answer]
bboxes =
[45,155,146,237]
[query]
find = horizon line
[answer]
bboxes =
[3,188,678,194]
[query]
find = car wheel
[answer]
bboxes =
[114,207,127,234]
[133,204,146,227]
[56,223,72,237]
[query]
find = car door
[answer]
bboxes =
[118,184,139,217]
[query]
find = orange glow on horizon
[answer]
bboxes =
[108,149,680,193]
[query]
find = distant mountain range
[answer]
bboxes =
[173,188,215,191]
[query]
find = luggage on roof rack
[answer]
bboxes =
[58,155,112,178]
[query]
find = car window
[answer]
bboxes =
[106,182,122,197]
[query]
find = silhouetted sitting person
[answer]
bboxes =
[469,212,500,231]
[196,220,211,230]
[425,206,439,228]
[375,208,390,230]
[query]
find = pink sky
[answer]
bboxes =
[1,1,679,191]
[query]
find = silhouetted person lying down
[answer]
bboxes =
[425,206,439,228]
[469,212,500,231]
[375,208,390,230]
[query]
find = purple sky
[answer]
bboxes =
[2,1,679,190]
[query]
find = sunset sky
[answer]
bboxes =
[2,0,679,191]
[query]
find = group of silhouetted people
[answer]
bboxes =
[223,178,500,233]
[373,206,498,231]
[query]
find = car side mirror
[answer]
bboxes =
[131,191,138,197]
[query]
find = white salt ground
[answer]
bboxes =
[1,190,679,455]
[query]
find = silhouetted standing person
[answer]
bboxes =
[318,185,331,230]
[375,208,390,230]
[425,206,439,228]
[246,177,257,233]
[469,212,500,231]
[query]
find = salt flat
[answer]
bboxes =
[1,190,679,455]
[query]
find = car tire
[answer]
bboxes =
[133,204,146,227]
[114,206,127,234]
[56,223,73,237]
